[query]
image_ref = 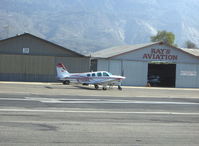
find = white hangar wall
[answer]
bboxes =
[97,59,148,86]
[122,61,147,86]
[96,43,199,87]
[176,63,199,88]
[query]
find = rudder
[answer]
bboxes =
[56,63,70,79]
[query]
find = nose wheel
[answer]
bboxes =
[118,85,122,90]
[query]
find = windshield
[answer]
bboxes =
[103,72,109,76]
[108,72,112,75]
[103,72,112,76]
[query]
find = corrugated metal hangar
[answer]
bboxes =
[0,33,90,81]
[91,42,199,88]
[1,33,199,88]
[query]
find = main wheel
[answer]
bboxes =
[63,80,70,85]
[102,87,107,90]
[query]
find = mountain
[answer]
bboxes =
[0,0,199,54]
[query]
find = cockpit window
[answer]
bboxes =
[87,74,91,77]
[103,72,109,76]
[97,72,102,77]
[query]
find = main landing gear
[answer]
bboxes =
[94,84,107,90]
[102,86,107,90]
[94,84,99,90]
[94,84,122,90]
[63,80,70,85]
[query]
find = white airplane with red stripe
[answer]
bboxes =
[56,63,126,90]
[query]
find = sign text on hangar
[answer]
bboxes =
[142,48,178,60]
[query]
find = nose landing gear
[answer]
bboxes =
[118,85,122,90]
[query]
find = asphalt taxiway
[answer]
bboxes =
[0,82,199,146]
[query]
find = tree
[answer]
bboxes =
[184,40,197,49]
[150,30,175,45]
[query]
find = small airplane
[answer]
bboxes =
[56,63,126,90]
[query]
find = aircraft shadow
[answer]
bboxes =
[74,85,98,90]
[45,85,99,90]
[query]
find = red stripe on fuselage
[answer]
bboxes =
[64,75,122,80]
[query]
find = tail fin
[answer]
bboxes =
[56,63,70,79]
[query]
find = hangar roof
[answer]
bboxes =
[91,42,163,58]
[0,33,85,57]
[179,48,199,57]
[91,42,199,59]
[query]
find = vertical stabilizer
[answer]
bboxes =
[56,63,70,79]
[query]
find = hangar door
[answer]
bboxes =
[176,64,199,88]
[109,60,122,75]
[0,54,55,81]
[123,61,147,86]
[148,63,176,87]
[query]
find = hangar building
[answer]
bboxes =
[91,42,199,88]
[0,33,89,81]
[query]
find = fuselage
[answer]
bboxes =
[60,71,125,85]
